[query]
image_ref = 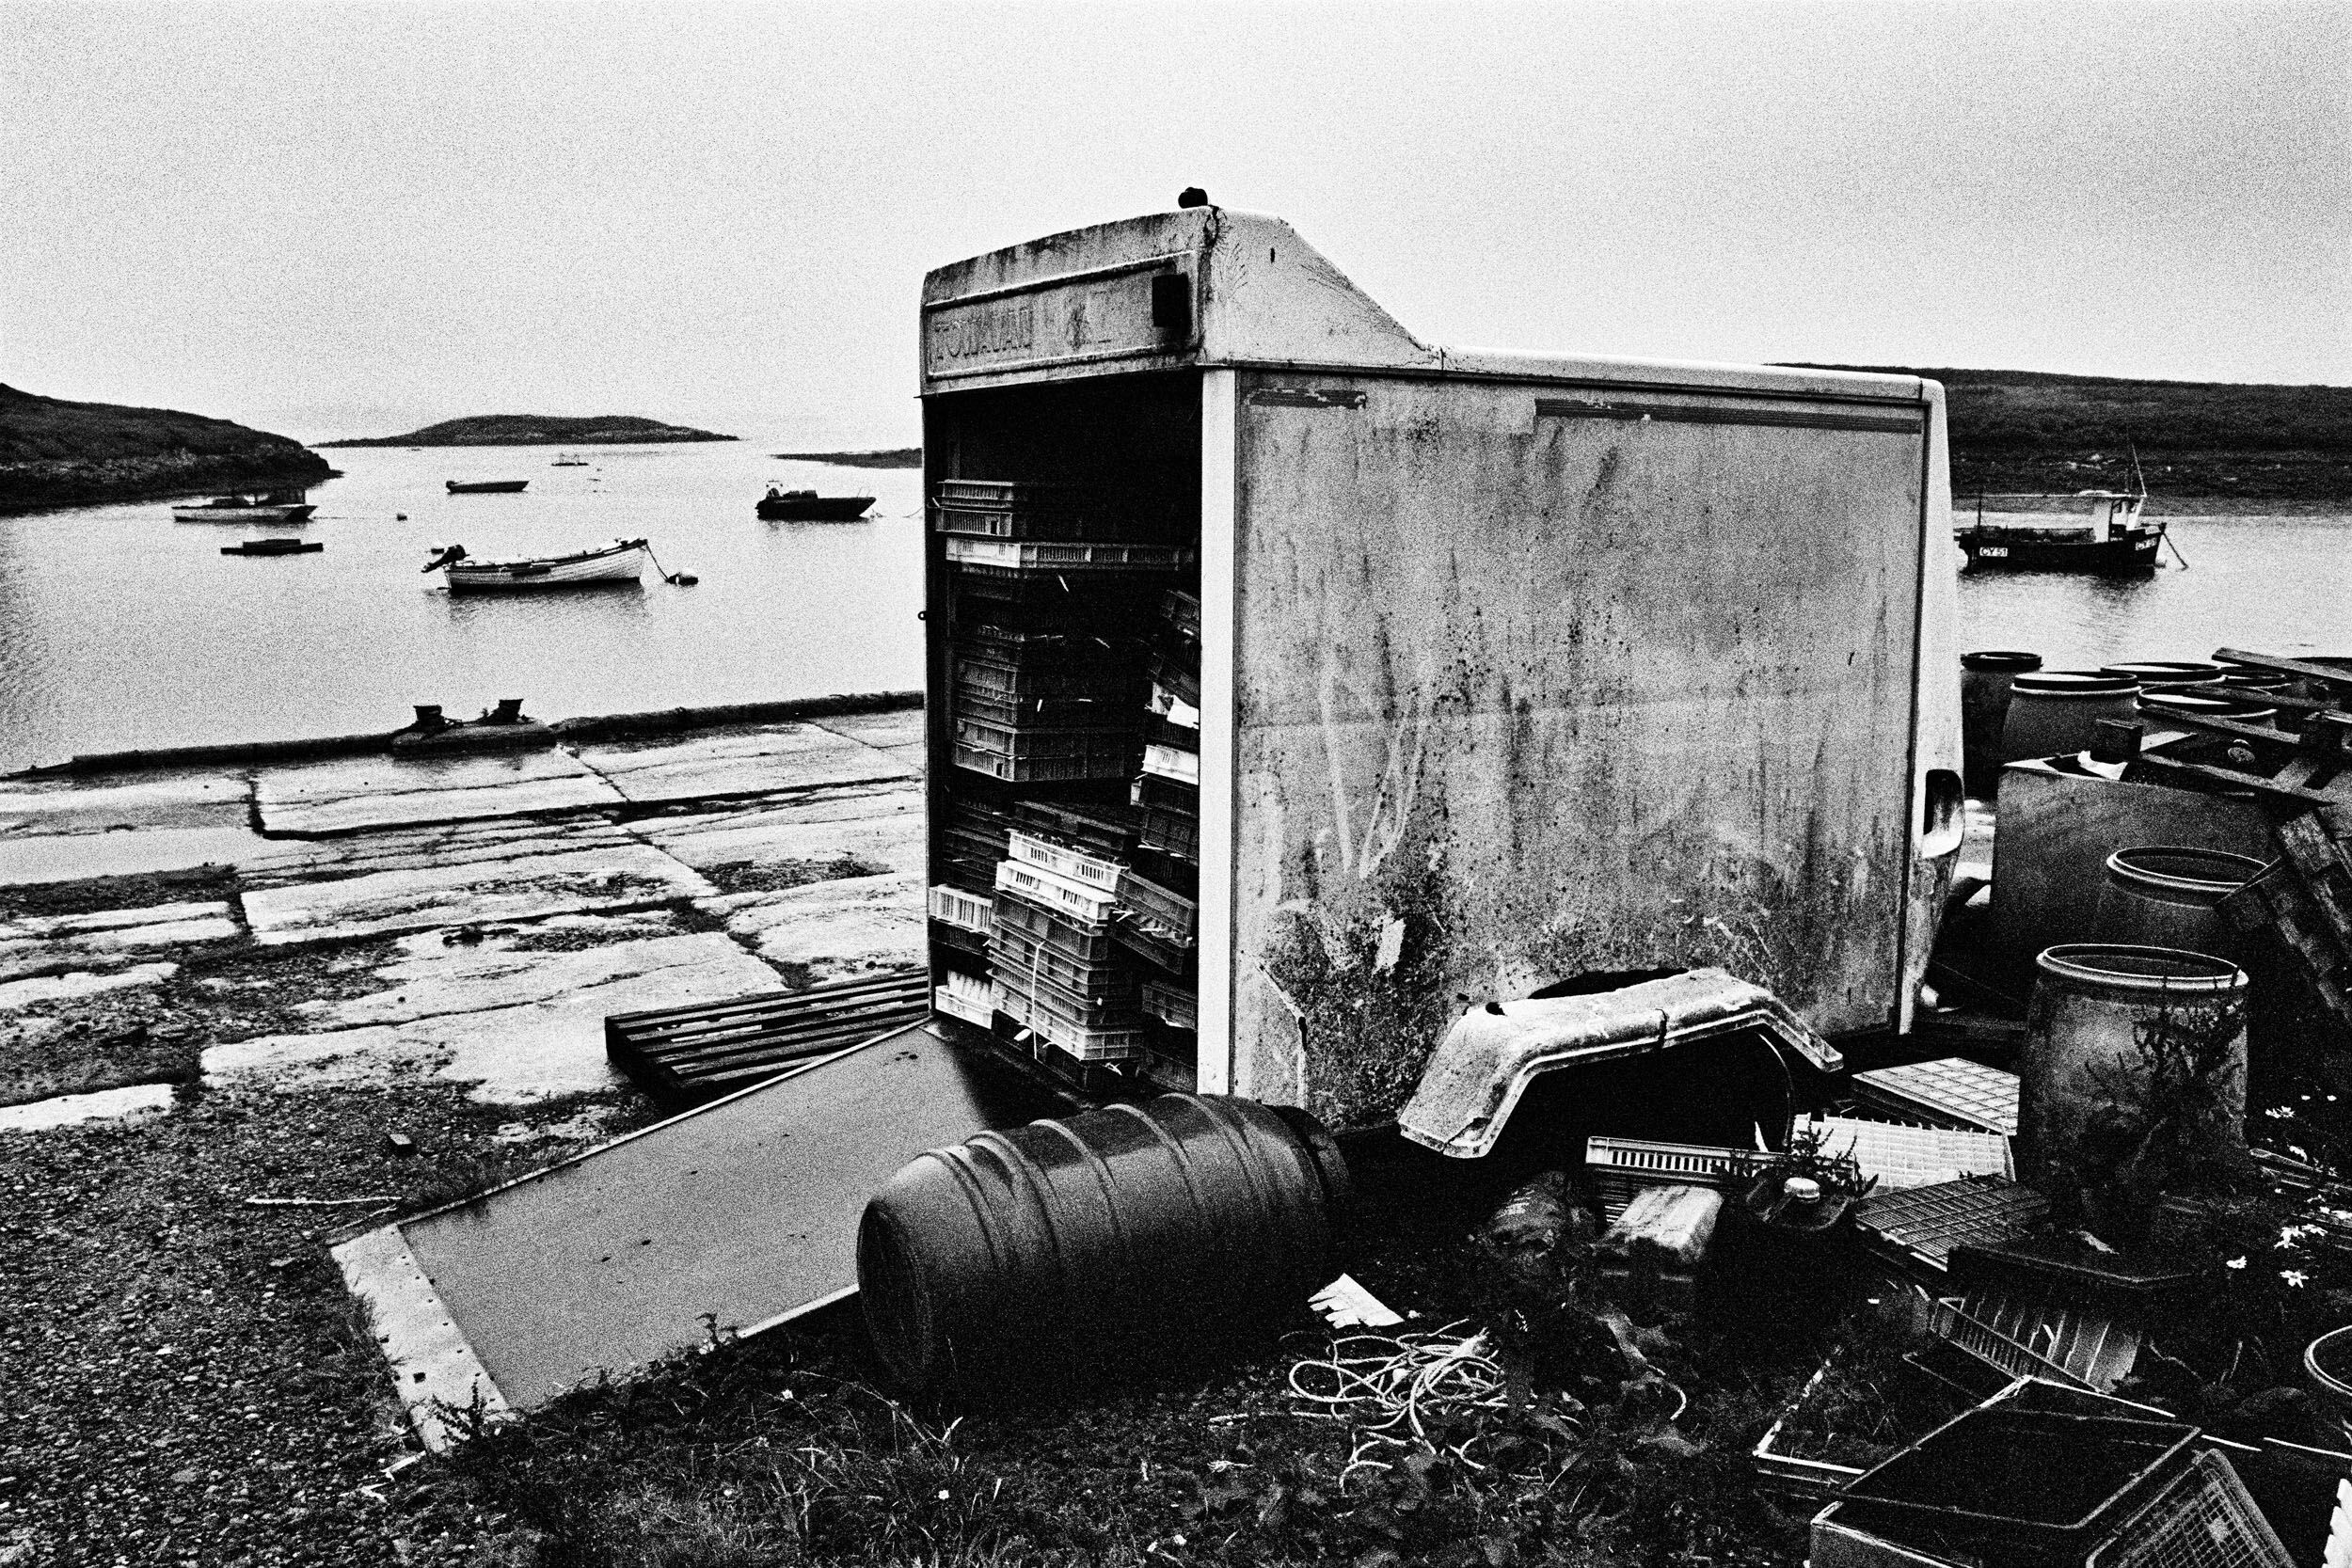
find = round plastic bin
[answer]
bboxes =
[2000,672,2142,765]
[2094,847,2268,963]
[1962,651,2042,797]
[2100,659,2230,694]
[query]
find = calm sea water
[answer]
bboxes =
[1,461,2346,774]
[0,443,925,771]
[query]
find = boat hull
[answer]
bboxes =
[755,496,874,520]
[221,540,324,556]
[442,543,646,593]
[1958,529,2163,575]
[172,504,317,523]
[446,481,531,494]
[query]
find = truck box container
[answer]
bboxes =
[920,205,1963,1126]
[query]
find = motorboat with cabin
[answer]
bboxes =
[756,486,874,520]
[1955,462,2166,574]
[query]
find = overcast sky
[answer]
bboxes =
[7,1,2345,448]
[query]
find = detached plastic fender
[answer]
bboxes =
[1396,968,1842,1160]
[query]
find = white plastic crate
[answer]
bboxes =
[943,536,1195,572]
[1006,830,1126,893]
[927,883,996,934]
[1583,1135,1752,1220]
[1850,1058,2020,1136]
[1801,1115,2012,1190]
[1142,742,1200,785]
[1117,868,1197,941]
[934,976,995,1027]
[994,858,1120,925]
[993,981,1144,1061]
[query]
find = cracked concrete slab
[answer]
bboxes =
[0,1082,178,1132]
[0,769,252,835]
[203,932,782,1102]
[237,815,641,890]
[700,872,925,982]
[810,708,926,759]
[0,903,240,982]
[240,844,713,947]
[0,827,270,887]
[254,750,626,836]
[0,962,179,1012]
[633,785,923,877]
[575,725,915,806]
[297,923,726,1030]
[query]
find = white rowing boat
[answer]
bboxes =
[423,538,649,593]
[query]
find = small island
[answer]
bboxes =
[771,447,921,469]
[318,414,737,448]
[0,384,334,515]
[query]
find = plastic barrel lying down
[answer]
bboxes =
[857,1093,1350,1396]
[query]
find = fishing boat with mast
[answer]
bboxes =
[170,487,316,523]
[1955,452,2166,575]
[755,486,874,520]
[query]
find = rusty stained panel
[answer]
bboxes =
[1230,371,1925,1127]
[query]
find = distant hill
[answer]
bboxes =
[1789,365,2352,502]
[771,447,921,469]
[0,384,333,514]
[319,414,736,448]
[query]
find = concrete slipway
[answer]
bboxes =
[0,704,929,1122]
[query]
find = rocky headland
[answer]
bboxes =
[771,446,921,468]
[0,385,335,515]
[319,414,736,448]
[1796,365,2352,504]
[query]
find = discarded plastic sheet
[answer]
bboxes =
[1801,1115,2013,1190]
[1399,968,1840,1160]
[1311,1274,1404,1329]
[337,1022,1068,1450]
[1848,1057,2021,1135]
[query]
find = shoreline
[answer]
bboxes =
[5,689,923,781]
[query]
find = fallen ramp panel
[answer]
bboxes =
[337,1022,1068,1449]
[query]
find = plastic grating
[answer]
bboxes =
[2085,1449,2295,1568]
[934,974,995,1028]
[1930,1290,2141,1392]
[933,479,1099,511]
[1854,1177,2047,1274]
[1584,1136,1752,1222]
[992,890,1118,962]
[1140,980,1198,1032]
[953,743,1135,784]
[993,981,1145,1061]
[1850,1058,2021,1135]
[1131,771,1199,814]
[1117,868,1197,940]
[989,928,1139,1002]
[1802,1115,2014,1190]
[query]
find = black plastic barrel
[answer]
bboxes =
[1961,650,2042,797]
[857,1093,1350,1396]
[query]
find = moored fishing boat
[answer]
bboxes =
[549,453,589,467]
[446,479,531,494]
[755,486,874,520]
[422,538,648,593]
[170,488,316,523]
[1956,464,2165,576]
[221,538,325,556]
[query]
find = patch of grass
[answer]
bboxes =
[0,862,239,922]
[698,858,889,897]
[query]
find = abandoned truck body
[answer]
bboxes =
[922,205,1964,1130]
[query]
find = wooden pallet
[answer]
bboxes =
[605,967,931,1105]
[2130,648,2352,807]
[2222,848,2352,1026]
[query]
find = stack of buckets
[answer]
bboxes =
[1960,650,2280,1241]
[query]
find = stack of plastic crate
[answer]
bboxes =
[947,624,1146,784]
[990,834,1146,1063]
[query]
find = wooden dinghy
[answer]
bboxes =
[445,479,531,494]
[423,538,648,593]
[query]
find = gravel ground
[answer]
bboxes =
[0,1078,661,1565]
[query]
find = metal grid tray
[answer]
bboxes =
[1853,1177,2047,1275]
